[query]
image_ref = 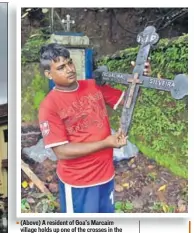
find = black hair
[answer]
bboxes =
[39,43,70,70]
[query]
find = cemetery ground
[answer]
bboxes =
[21,152,188,213]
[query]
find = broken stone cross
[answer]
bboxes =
[61,14,75,32]
[93,26,188,135]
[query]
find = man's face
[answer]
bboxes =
[45,56,77,87]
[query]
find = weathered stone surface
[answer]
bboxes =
[50,34,89,47]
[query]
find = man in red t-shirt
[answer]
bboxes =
[39,43,150,213]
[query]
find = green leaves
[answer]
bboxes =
[21,193,59,213]
[34,91,46,110]
[22,68,49,122]
[115,201,134,213]
[21,199,31,212]
[21,30,49,65]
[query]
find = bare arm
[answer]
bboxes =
[53,129,128,160]
[53,140,109,160]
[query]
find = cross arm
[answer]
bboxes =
[93,68,188,100]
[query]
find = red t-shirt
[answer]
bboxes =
[39,79,124,187]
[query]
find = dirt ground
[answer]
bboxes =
[21,153,188,213]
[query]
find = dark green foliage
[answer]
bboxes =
[21,31,49,64]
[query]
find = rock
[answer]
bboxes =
[128,158,135,166]
[148,165,155,169]
[115,192,124,200]
[118,166,128,173]
[28,181,35,189]
[115,184,124,192]
[131,164,136,169]
[48,183,58,193]
[177,199,186,212]
[46,175,53,183]
[52,164,57,169]
[27,197,36,204]
[147,159,156,164]
[132,197,144,209]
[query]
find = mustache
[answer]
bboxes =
[68,72,76,77]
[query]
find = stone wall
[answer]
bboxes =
[21,122,41,149]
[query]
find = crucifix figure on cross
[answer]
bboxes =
[93,26,188,135]
[61,14,75,32]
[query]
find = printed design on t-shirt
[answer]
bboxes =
[39,121,50,137]
[58,91,108,134]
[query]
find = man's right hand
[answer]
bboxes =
[52,128,128,160]
[103,128,128,148]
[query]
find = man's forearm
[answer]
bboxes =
[53,140,110,160]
